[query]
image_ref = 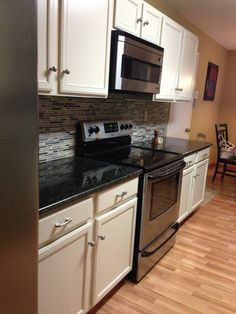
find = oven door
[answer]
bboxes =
[139,161,185,250]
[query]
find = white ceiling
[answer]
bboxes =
[164,0,236,50]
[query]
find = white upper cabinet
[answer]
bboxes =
[60,0,113,96]
[154,18,198,102]
[176,30,199,101]
[38,0,113,97]
[141,3,163,44]
[114,0,142,37]
[157,16,183,100]
[114,0,163,45]
[37,0,58,93]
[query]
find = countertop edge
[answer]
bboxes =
[39,169,141,218]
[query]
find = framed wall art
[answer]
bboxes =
[203,62,219,101]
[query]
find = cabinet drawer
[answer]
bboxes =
[184,153,196,169]
[196,147,210,163]
[96,177,139,214]
[39,197,93,248]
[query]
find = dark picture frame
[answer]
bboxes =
[203,62,219,101]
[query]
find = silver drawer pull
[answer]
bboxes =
[143,20,149,26]
[137,17,143,23]
[116,191,127,197]
[98,235,105,240]
[54,217,72,228]
[88,241,95,247]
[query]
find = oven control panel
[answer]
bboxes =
[81,120,134,141]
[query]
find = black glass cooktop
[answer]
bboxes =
[91,146,183,171]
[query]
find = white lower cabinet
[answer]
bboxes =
[178,147,210,223]
[38,177,138,314]
[38,222,93,314]
[191,159,209,211]
[178,165,194,223]
[93,198,137,304]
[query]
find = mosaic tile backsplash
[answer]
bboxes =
[39,94,170,163]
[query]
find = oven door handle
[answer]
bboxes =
[148,161,186,180]
[141,223,179,257]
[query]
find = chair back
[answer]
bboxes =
[215,123,229,158]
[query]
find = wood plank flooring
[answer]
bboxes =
[89,173,236,314]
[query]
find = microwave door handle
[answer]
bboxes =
[141,223,179,257]
[148,161,186,181]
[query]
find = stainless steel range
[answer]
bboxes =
[77,120,185,281]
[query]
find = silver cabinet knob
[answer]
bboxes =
[63,69,70,75]
[143,21,149,26]
[137,17,143,23]
[49,66,57,72]
[88,241,95,247]
[98,235,105,240]
[185,128,191,134]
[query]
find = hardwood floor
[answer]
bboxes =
[89,172,236,314]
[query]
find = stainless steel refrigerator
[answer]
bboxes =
[0,1,38,313]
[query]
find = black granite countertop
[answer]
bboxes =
[133,137,212,156]
[39,156,141,217]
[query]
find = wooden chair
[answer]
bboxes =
[212,123,236,181]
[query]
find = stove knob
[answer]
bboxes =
[88,127,94,135]
[94,126,100,134]
[120,124,124,130]
[91,176,97,183]
[124,124,129,130]
[85,176,92,185]
[129,123,133,129]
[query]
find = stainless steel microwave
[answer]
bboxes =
[109,30,164,94]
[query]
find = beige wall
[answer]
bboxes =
[146,0,228,163]
[219,51,236,145]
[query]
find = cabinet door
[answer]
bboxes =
[155,16,183,101]
[114,0,142,37]
[37,0,58,93]
[178,166,194,223]
[191,159,209,212]
[60,0,113,96]
[176,30,198,101]
[38,222,93,314]
[141,3,163,45]
[167,101,193,139]
[93,198,137,305]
